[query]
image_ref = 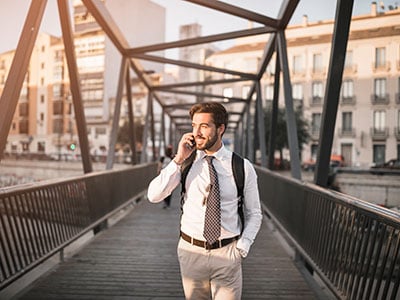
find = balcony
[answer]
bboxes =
[341,95,356,106]
[395,93,400,105]
[370,127,389,140]
[371,94,389,105]
[372,61,391,73]
[395,127,400,140]
[338,127,356,138]
[310,96,322,107]
[310,128,320,141]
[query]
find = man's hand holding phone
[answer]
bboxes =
[174,133,196,165]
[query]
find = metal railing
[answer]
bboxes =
[0,163,157,289]
[256,166,400,299]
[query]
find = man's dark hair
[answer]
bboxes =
[189,102,228,134]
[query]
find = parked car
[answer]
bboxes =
[302,154,345,171]
[371,159,400,170]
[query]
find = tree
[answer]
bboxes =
[117,120,144,151]
[264,107,310,167]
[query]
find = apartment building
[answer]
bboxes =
[1,0,165,158]
[206,3,400,168]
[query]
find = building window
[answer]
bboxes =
[345,50,353,69]
[372,78,388,104]
[223,87,233,101]
[40,95,45,103]
[373,144,385,164]
[375,47,386,68]
[342,80,353,98]
[311,113,321,136]
[53,119,64,134]
[342,112,353,134]
[312,81,323,104]
[312,53,323,73]
[37,142,45,152]
[374,110,386,130]
[40,113,44,122]
[292,83,303,100]
[292,55,304,74]
[19,119,29,134]
[53,101,64,115]
[265,84,274,101]
[242,85,251,99]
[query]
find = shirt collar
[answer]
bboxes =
[197,143,230,162]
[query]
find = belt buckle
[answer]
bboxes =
[204,241,210,250]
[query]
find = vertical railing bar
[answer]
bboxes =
[0,208,13,280]
[14,194,34,265]
[63,183,80,236]
[347,215,366,298]
[389,235,400,300]
[313,194,327,265]
[336,208,352,290]
[23,192,40,262]
[3,196,24,271]
[57,183,74,240]
[33,189,51,254]
[366,223,386,298]
[372,227,395,299]
[51,183,68,245]
[319,198,334,270]
[343,211,360,297]
[381,231,400,298]
[332,205,347,286]
[26,191,45,258]
[46,186,63,247]
[358,218,378,299]
[36,189,54,251]
[351,217,373,299]
[325,203,339,278]
[42,188,59,250]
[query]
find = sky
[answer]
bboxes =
[0,0,383,54]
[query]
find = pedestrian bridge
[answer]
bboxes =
[0,164,399,299]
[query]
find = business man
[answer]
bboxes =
[148,102,262,300]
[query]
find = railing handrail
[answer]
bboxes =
[255,166,400,299]
[0,163,158,289]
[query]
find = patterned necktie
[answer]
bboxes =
[203,156,221,245]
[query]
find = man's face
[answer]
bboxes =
[191,112,223,152]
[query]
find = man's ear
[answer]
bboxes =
[218,124,226,136]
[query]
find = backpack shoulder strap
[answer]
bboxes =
[231,152,245,233]
[180,150,196,198]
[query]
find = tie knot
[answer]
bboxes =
[205,156,214,164]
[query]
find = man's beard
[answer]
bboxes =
[197,131,218,151]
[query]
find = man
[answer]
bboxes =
[147,102,262,300]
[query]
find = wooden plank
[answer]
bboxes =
[16,191,317,299]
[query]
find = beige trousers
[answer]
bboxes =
[177,238,242,300]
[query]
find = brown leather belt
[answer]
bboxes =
[180,231,238,250]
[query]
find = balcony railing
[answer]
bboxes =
[310,96,322,107]
[370,127,389,140]
[394,127,400,140]
[371,94,389,105]
[310,128,320,141]
[395,93,400,104]
[341,95,356,105]
[338,127,356,138]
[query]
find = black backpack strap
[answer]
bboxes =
[180,151,196,209]
[232,152,245,233]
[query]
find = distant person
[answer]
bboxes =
[158,145,174,209]
[148,102,262,299]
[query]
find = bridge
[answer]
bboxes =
[1,1,400,299]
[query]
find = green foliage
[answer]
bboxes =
[117,120,144,147]
[264,107,310,156]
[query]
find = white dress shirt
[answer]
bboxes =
[147,145,262,256]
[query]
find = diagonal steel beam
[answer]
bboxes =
[58,0,93,173]
[127,27,275,54]
[0,0,47,159]
[132,53,257,80]
[314,0,354,187]
[184,0,278,27]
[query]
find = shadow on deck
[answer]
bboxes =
[12,191,327,299]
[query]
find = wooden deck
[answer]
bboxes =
[14,192,322,299]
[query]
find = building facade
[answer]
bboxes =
[1,0,165,159]
[206,3,400,168]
